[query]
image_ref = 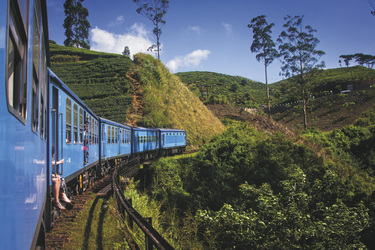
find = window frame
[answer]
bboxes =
[65,97,72,144]
[6,0,29,124]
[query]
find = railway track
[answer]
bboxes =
[45,175,112,249]
[46,157,174,249]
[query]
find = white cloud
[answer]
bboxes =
[166,49,211,72]
[188,25,201,34]
[108,15,125,27]
[222,22,232,34]
[90,23,154,58]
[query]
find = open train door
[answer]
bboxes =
[51,86,63,176]
[83,113,89,165]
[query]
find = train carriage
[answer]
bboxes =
[132,127,159,159]
[0,0,49,248]
[159,128,187,156]
[0,0,188,248]
[99,117,132,172]
[48,70,100,192]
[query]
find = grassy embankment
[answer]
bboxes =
[49,42,225,149]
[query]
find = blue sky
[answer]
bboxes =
[47,0,375,83]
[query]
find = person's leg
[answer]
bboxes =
[60,177,71,203]
[52,176,65,209]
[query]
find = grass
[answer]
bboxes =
[123,176,206,250]
[49,43,225,149]
[64,195,129,249]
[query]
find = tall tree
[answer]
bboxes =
[353,53,375,68]
[248,15,278,119]
[277,15,325,129]
[63,0,90,49]
[122,46,131,57]
[339,54,354,67]
[369,0,375,15]
[133,0,169,60]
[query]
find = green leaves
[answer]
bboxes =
[63,0,90,49]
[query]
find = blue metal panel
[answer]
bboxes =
[0,1,48,248]
[132,127,158,153]
[100,118,131,160]
[159,129,187,149]
[48,70,99,180]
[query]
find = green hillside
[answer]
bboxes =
[270,66,375,104]
[176,71,266,108]
[49,42,134,123]
[49,42,225,149]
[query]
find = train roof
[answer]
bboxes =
[132,126,158,131]
[158,128,186,133]
[99,117,132,129]
[48,69,98,119]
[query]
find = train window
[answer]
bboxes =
[18,0,29,25]
[40,30,47,139]
[96,121,98,144]
[115,128,118,144]
[108,126,111,144]
[66,98,71,144]
[31,0,41,133]
[91,117,93,144]
[125,131,128,144]
[96,121,99,144]
[6,0,29,123]
[88,116,91,144]
[101,124,105,143]
[94,121,97,144]
[79,108,83,143]
[73,104,78,144]
[111,127,114,144]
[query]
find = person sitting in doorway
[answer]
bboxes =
[51,147,72,210]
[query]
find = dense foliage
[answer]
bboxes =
[150,109,375,248]
[50,42,133,123]
[271,66,375,105]
[63,0,90,49]
[176,71,266,108]
[50,43,224,148]
[133,54,225,148]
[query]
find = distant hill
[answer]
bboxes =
[176,71,266,108]
[273,90,375,131]
[270,66,375,105]
[176,67,375,132]
[49,42,225,148]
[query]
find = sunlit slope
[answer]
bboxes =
[131,54,225,148]
[49,42,224,148]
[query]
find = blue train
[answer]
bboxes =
[0,0,187,248]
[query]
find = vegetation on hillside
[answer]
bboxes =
[132,54,225,148]
[270,66,375,105]
[176,71,266,108]
[273,89,375,131]
[146,106,375,248]
[49,42,224,148]
[50,42,134,123]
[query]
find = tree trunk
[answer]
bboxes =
[303,98,308,129]
[265,63,271,119]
